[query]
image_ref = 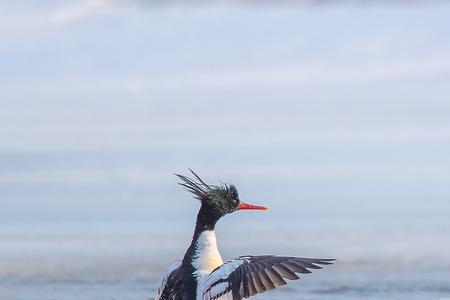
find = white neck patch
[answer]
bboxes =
[192,230,223,273]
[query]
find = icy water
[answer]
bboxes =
[1,144,450,300]
[1,149,450,300]
[1,216,450,300]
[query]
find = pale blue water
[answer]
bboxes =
[1,149,450,300]
[1,214,450,300]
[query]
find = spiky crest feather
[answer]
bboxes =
[175,169,237,202]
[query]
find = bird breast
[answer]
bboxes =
[192,230,224,274]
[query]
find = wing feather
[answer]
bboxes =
[202,256,335,300]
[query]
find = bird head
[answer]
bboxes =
[175,169,267,218]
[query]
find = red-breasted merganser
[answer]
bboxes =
[155,170,335,300]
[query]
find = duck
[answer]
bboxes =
[155,170,335,300]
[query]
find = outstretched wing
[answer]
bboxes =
[202,255,335,300]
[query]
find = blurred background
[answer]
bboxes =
[1,1,450,299]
